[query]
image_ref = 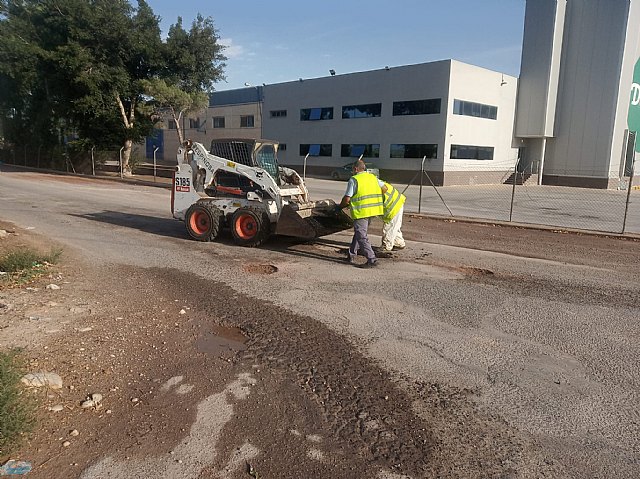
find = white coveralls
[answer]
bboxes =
[380,182,406,251]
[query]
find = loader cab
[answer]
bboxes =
[209,138,282,186]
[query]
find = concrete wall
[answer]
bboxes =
[163,93,262,162]
[515,0,566,138]
[544,0,631,181]
[445,61,519,183]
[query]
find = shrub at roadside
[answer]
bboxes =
[0,247,62,287]
[0,350,36,456]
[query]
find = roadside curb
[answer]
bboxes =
[406,212,640,242]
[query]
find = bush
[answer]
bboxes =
[0,247,62,286]
[0,350,36,455]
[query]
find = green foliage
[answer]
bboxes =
[0,350,36,455]
[0,0,226,155]
[0,247,62,286]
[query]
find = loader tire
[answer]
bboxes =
[231,207,270,247]
[185,203,221,242]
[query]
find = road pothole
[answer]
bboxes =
[243,263,278,275]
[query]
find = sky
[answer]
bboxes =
[147,0,526,91]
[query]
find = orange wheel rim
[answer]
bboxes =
[235,214,257,239]
[190,210,210,235]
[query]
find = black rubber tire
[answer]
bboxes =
[185,203,221,242]
[230,207,270,247]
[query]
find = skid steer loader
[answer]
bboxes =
[171,138,352,247]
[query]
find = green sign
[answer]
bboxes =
[629,57,640,152]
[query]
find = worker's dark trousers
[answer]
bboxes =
[348,217,377,263]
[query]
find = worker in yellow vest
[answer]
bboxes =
[380,181,406,252]
[335,160,384,268]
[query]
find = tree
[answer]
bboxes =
[0,1,226,173]
[143,15,226,146]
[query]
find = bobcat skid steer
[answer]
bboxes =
[171,138,353,247]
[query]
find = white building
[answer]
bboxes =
[262,60,518,185]
[515,0,640,188]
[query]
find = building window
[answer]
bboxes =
[168,120,177,130]
[392,99,441,116]
[453,100,497,120]
[342,103,382,119]
[299,144,332,156]
[450,144,494,160]
[390,144,438,159]
[240,115,255,128]
[189,118,200,129]
[279,144,287,151]
[270,110,287,118]
[213,116,225,128]
[340,144,380,158]
[300,107,333,121]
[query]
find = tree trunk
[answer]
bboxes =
[122,138,133,176]
[115,93,136,176]
[173,110,184,146]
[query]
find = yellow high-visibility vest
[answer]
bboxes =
[350,172,384,219]
[382,182,406,222]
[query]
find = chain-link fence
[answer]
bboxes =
[0,144,175,179]
[400,158,639,235]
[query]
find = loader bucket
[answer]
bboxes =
[275,200,353,239]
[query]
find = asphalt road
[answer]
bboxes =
[1,168,638,478]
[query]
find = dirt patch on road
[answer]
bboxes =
[1,222,560,478]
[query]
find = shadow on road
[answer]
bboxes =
[71,211,186,239]
[262,236,354,265]
[74,210,355,264]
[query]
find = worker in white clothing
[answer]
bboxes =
[380,181,406,252]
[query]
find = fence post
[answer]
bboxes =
[153,146,159,182]
[509,157,521,222]
[418,156,426,214]
[303,153,309,181]
[91,147,95,176]
[621,156,636,234]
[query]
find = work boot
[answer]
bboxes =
[392,244,406,251]
[359,260,378,269]
[344,254,356,264]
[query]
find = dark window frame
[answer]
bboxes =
[450,144,494,160]
[392,98,441,116]
[300,107,334,121]
[453,99,498,120]
[299,143,333,157]
[390,143,438,159]
[212,116,225,128]
[240,115,255,128]
[270,110,287,118]
[342,103,382,119]
[340,144,380,158]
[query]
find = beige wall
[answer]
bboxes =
[159,103,262,162]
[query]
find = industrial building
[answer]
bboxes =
[151,0,640,188]
[515,0,640,188]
